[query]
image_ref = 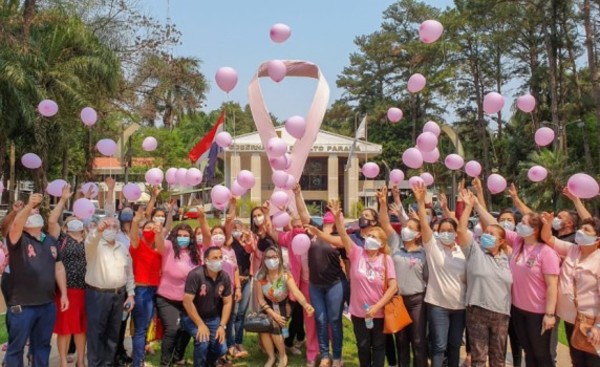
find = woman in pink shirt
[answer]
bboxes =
[331,200,398,367]
[155,223,200,366]
[541,213,600,366]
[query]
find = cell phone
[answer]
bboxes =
[10,305,22,314]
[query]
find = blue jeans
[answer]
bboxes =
[309,281,344,359]
[181,315,226,367]
[132,286,157,367]
[6,302,56,367]
[227,279,252,347]
[428,304,465,367]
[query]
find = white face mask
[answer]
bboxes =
[401,227,418,242]
[516,223,534,238]
[499,220,515,231]
[364,236,382,250]
[153,216,166,225]
[253,215,265,226]
[232,230,241,239]
[551,217,563,231]
[102,229,117,242]
[265,258,280,270]
[67,220,84,232]
[196,235,203,244]
[212,234,226,246]
[206,259,223,272]
[438,231,456,245]
[575,230,597,247]
[25,214,44,229]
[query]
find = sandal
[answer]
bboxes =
[319,358,331,367]
[236,344,249,358]
[228,346,239,358]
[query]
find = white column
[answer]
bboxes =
[230,154,241,188]
[344,156,359,215]
[328,155,339,200]
[250,153,262,204]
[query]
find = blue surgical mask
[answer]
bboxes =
[176,237,190,248]
[516,223,534,238]
[479,233,497,250]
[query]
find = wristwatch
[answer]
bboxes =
[218,324,226,330]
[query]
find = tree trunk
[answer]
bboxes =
[21,0,36,42]
[541,2,560,151]
[9,141,16,206]
[62,149,69,180]
[583,0,600,167]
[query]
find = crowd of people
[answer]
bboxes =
[0,175,599,367]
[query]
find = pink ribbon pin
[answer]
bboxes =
[27,244,36,258]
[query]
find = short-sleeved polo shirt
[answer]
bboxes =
[184,265,232,319]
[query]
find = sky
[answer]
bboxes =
[144,0,456,122]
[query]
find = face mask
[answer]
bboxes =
[253,215,265,226]
[438,232,456,245]
[401,227,418,242]
[232,231,241,239]
[479,233,497,251]
[551,218,563,231]
[499,220,515,231]
[516,223,534,238]
[212,234,226,246]
[358,217,371,229]
[205,259,223,272]
[103,229,117,242]
[142,230,156,243]
[364,236,382,250]
[153,216,166,225]
[196,235,203,244]
[25,214,44,229]
[67,220,84,232]
[265,258,280,270]
[176,237,190,248]
[574,230,597,247]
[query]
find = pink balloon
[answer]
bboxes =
[211,185,232,206]
[21,153,42,169]
[270,23,291,43]
[535,127,555,147]
[285,115,306,139]
[517,94,536,113]
[291,234,311,256]
[361,162,380,178]
[527,166,548,182]
[267,60,287,82]
[483,92,505,114]
[407,73,426,93]
[46,179,68,197]
[267,137,287,158]
[145,168,164,185]
[416,132,438,152]
[402,148,424,169]
[142,137,158,151]
[465,160,482,177]
[165,168,178,185]
[215,132,233,148]
[122,183,142,202]
[419,20,444,43]
[567,173,599,199]
[420,172,434,186]
[237,170,256,190]
[390,169,405,185]
[422,147,440,163]
[272,211,291,228]
[284,174,296,190]
[409,176,425,188]
[270,156,287,170]
[487,174,507,194]
[38,99,58,117]
[445,154,464,170]
[423,120,441,137]
[186,168,203,186]
[96,139,117,156]
[387,107,403,123]
[73,198,95,220]
[214,202,227,212]
[272,170,289,188]
[215,67,238,93]
[80,107,97,126]
[82,182,99,199]
[270,191,290,208]
[176,168,188,186]
[231,180,247,197]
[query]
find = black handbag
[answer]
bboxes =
[243,311,274,333]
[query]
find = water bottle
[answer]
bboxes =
[282,325,289,338]
[122,302,131,321]
[364,303,373,329]
[586,331,600,356]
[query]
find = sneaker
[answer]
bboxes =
[286,346,302,356]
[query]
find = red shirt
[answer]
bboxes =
[130,240,162,286]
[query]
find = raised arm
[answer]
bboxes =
[391,185,409,225]
[197,206,213,249]
[439,192,455,220]
[9,193,43,245]
[162,199,175,237]
[457,190,475,248]
[48,184,73,239]
[562,187,592,220]
[412,182,433,243]
[377,185,396,238]
[330,199,352,255]
[304,224,344,248]
[224,196,237,240]
[293,184,311,225]
[508,183,533,215]
[154,222,165,253]
[85,220,107,260]
[145,186,161,220]
[130,206,145,249]
[472,194,498,231]
[540,212,556,249]
[472,177,487,212]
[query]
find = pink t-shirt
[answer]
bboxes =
[157,240,198,301]
[221,246,238,290]
[506,231,560,313]
[278,229,304,286]
[348,244,396,319]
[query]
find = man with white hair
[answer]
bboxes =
[85,216,135,367]
[5,193,69,367]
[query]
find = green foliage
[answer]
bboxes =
[236,197,259,218]
[351,200,364,219]
[306,202,321,216]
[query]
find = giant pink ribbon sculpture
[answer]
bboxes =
[248,60,330,215]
